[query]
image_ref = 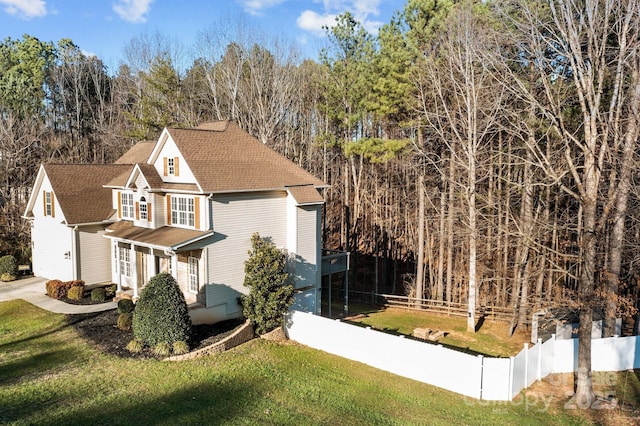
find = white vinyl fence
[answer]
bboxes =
[284,310,640,401]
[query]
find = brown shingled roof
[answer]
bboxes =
[288,186,324,205]
[44,164,131,224]
[166,122,326,193]
[106,221,213,249]
[115,141,155,164]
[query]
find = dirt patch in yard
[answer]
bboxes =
[67,309,245,359]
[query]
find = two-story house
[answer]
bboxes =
[24,121,327,324]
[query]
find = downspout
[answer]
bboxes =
[72,226,79,280]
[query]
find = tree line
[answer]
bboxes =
[1,0,639,406]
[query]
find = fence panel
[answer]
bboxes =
[285,311,640,402]
[285,310,483,399]
[481,357,511,401]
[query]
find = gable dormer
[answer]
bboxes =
[148,129,196,186]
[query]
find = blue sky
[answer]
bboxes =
[0,0,405,71]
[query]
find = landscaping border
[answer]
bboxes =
[164,320,254,361]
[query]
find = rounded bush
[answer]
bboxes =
[91,287,106,302]
[132,273,192,347]
[117,313,133,331]
[172,341,190,355]
[0,273,16,282]
[0,255,17,277]
[153,342,171,357]
[126,339,143,353]
[117,298,135,314]
[67,285,84,300]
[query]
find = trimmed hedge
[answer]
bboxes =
[91,288,106,302]
[0,255,17,278]
[117,313,133,331]
[46,280,85,300]
[67,285,84,300]
[117,298,135,314]
[132,273,192,347]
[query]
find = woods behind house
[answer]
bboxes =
[2,0,640,349]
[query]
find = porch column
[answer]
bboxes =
[115,242,122,292]
[131,244,138,298]
[171,253,178,281]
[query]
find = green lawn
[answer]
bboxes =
[0,300,636,425]
[345,305,529,357]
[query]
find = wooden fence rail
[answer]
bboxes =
[346,290,514,322]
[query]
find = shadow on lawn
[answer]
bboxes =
[16,380,264,425]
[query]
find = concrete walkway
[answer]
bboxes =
[0,276,116,314]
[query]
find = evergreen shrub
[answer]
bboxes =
[117,313,133,331]
[132,273,192,347]
[117,298,135,314]
[91,287,106,302]
[0,255,17,278]
[67,285,84,300]
[241,233,294,335]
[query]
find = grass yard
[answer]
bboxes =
[345,305,529,357]
[1,300,638,425]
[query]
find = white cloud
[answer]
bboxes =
[297,0,383,37]
[0,0,46,19]
[113,0,153,24]
[296,10,337,36]
[237,0,287,16]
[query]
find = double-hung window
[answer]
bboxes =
[44,192,53,216]
[188,256,199,293]
[171,196,194,227]
[121,192,134,219]
[119,247,131,277]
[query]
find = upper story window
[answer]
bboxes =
[43,191,54,217]
[163,157,180,177]
[139,196,148,221]
[171,196,194,227]
[121,192,134,219]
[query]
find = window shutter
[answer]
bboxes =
[163,157,168,176]
[148,203,152,222]
[117,191,122,218]
[166,195,171,225]
[194,197,200,229]
[135,202,140,220]
[42,191,46,216]
[174,157,180,176]
[51,193,55,218]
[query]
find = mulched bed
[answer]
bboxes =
[66,309,245,359]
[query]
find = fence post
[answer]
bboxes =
[537,338,542,381]
[508,356,515,400]
[524,343,529,387]
[478,354,484,400]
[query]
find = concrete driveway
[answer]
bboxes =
[0,276,116,314]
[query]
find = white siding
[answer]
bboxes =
[31,177,74,281]
[152,135,195,183]
[78,226,112,284]
[294,205,320,289]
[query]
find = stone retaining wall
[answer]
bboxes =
[165,320,254,361]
